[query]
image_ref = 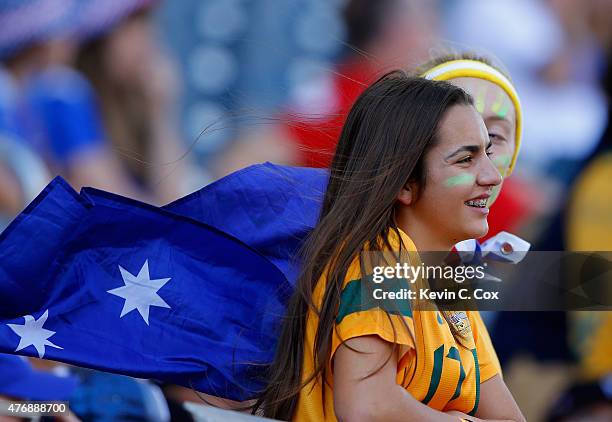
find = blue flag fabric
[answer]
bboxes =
[164,162,328,284]
[0,176,293,401]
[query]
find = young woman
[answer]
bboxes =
[126,52,528,414]
[252,73,525,421]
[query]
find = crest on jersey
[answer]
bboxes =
[443,310,473,348]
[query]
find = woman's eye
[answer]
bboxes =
[488,132,507,142]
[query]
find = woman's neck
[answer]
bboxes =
[395,211,454,253]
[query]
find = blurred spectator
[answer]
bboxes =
[446,0,607,184]
[0,353,80,421]
[217,0,439,175]
[26,360,172,421]
[564,0,612,386]
[0,0,60,227]
[75,0,199,204]
[68,368,170,422]
[0,0,153,206]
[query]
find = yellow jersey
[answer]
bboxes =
[294,228,501,421]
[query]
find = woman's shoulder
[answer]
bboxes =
[343,228,420,283]
[314,227,421,301]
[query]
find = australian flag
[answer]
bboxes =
[0,163,326,401]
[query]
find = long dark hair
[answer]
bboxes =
[253,71,473,420]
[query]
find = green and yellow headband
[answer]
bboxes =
[421,59,522,175]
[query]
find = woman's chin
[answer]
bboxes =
[458,222,489,243]
[472,222,489,240]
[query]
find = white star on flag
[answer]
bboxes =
[107,259,171,325]
[7,310,63,358]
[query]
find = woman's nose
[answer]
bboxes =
[478,156,503,187]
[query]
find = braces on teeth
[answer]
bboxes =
[465,198,487,208]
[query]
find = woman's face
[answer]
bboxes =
[104,13,154,85]
[449,77,516,206]
[405,104,502,246]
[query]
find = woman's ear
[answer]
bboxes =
[396,183,414,206]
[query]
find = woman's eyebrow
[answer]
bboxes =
[445,145,480,160]
[445,141,493,160]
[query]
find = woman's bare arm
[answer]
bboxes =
[333,335,524,422]
[474,375,525,422]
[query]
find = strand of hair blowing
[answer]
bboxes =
[252,71,472,420]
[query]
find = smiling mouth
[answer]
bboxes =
[464,198,487,208]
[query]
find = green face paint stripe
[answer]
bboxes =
[423,344,445,405]
[496,101,510,118]
[493,154,511,168]
[490,91,505,114]
[475,86,486,114]
[468,348,481,416]
[445,173,475,187]
[446,347,466,401]
[486,184,502,207]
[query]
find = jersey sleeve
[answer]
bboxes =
[469,311,502,383]
[330,257,415,360]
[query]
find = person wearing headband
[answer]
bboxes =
[419,53,532,240]
[419,55,521,180]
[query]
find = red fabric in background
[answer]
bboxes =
[482,178,534,241]
[285,58,376,168]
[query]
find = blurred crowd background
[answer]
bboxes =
[0,0,611,421]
